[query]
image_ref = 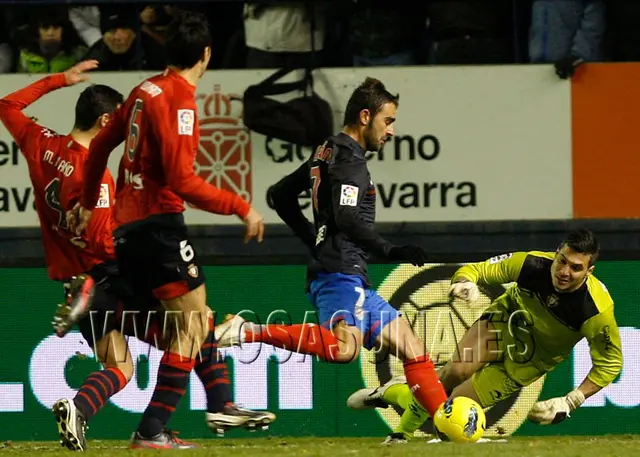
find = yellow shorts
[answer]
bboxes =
[472,301,546,408]
[472,363,523,408]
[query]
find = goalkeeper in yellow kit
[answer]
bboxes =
[348,229,623,442]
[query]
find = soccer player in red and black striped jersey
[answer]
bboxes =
[68,11,266,449]
[0,62,273,451]
[0,61,129,451]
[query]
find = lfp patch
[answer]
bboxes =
[340,184,359,206]
[178,109,195,136]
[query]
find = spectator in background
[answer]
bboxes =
[69,6,102,47]
[4,7,33,53]
[84,6,165,71]
[139,4,176,45]
[243,2,325,69]
[349,0,427,66]
[529,0,606,79]
[17,7,87,73]
[425,0,514,65]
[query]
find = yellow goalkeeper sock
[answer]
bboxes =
[382,384,430,440]
[382,384,410,408]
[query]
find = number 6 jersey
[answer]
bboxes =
[80,69,250,235]
[0,74,115,281]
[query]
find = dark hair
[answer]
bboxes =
[73,85,124,131]
[342,77,399,127]
[164,10,211,69]
[559,229,600,265]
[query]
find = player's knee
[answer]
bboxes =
[115,357,134,383]
[442,360,476,385]
[100,347,134,383]
[332,340,361,363]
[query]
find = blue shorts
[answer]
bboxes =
[307,272,401,350]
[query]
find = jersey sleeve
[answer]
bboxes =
[451,252,528,285]
[65,170,116,259]
[80,103,127,209]
[0,73,67,160]
[82,172,116,259]
[329,151,393,258]
[267,160,315,250]
[152,97,250,219]
[580,306,623,387]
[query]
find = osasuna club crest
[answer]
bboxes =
[546,294,559,308]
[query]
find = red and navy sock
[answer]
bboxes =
[195,330,231,413]
[246,324,341,361]
[73,367,127,421]
[137,352,195,439]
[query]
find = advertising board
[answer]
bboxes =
[1,260,638,440]
[0,66,572,227]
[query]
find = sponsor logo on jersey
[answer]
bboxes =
[177,109,195,136]
[95,183,110,208]
[340,184,358,206]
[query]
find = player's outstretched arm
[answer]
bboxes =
[527,301,623,426]
[329,155,426,266]
[580,306,623,392]
[448,252,528,304]
[154,98,263,242]
[267,161,316,250]
[0,60,98,159]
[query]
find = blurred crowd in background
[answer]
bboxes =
[0,1,633,79]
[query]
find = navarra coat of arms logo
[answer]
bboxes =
[193,85,251,203]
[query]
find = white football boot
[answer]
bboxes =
[53,398,87,451]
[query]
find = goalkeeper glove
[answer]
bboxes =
[527,389,585,425]
[448,280,480,304]
[387,245,428,267]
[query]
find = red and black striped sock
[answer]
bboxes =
[137,352,194,439]
[73,367,127,421]
[195,330,231,413]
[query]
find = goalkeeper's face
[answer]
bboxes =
[551,246,595,292]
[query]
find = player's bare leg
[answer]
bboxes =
[448,378,483,404]
[217,314,363,363]
[54,330,132,451]
[438,319,500,394]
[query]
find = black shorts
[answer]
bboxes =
[69,261,165,348]
[114,213,206,301]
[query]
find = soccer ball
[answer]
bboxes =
[433,396,486,443]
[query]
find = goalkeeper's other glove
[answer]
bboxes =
[388,245,428,267]
[448,280,480,304]
[527,389,585,425]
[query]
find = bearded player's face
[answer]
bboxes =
[551,245,594,292]
[363,102,397,151]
